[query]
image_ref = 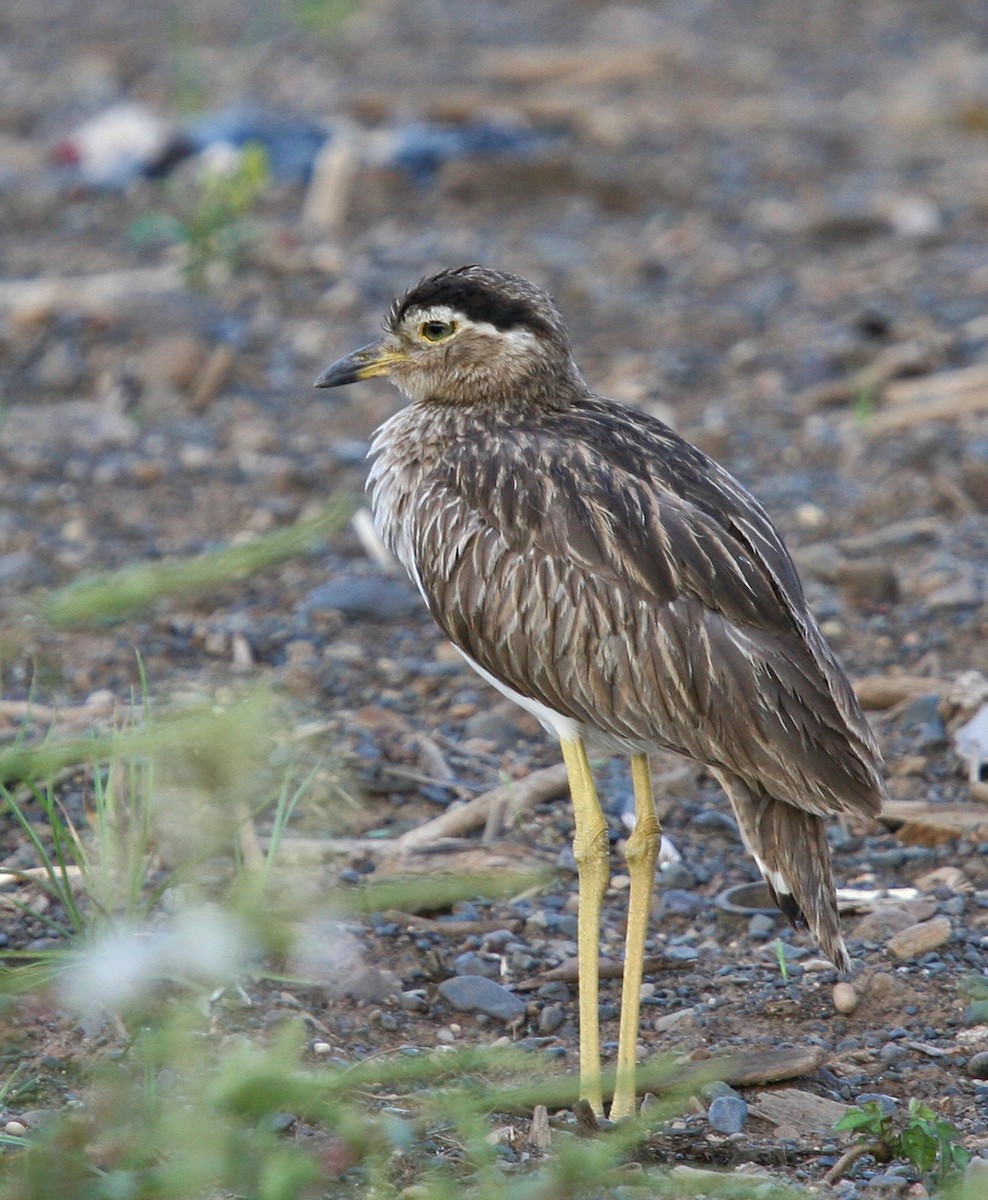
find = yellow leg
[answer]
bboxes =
[610,753,662,1120]
[560,737,609,1117]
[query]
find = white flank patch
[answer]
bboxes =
[754,854,792,895]
[455,647,581,743]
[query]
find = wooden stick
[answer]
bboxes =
[393,763,569,851]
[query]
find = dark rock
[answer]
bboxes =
[854,1093,898,1115]
[878,1042,909,1067]
[836,559,900,609]
[538,1004,565,1034]
[707,1093,748,1134]
[967,1050,988,1079]
[437,975,526,1022]
[0,551,41,587]
[452,951,500,980]
[661,889,703,916]
[335,965,402,1003]
[303,575,421,621]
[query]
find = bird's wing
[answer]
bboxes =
[411,405,883,817]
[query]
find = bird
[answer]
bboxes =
[315,265,886,1120]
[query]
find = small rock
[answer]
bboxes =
[399,989,429,1014]
[0,550,41,588]
[453,951,500,980]
[833,982,858,1014]
[836,559,900,609]
[962,1157,988,1200]
[464,700,539,742]
[3,1121,26,1137]
[34,340,88,391]
[140,331,207,389]
[538,1004,564,1034]
[878,1042,909,1067]
[749,913,776,938]
[966,1050,988,1079]
[653,1008,696,1033]
[661,888,703,916]
[437,975,526,1022]
[855,1092,898,1115]
[336,965,402,1002]
[887,916,951,960]
[707,1093,748,1134]
[304,575,421,621]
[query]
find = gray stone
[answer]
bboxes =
[878,1042,909,1067]
[303,574,421,621]
[336,965,402,1003]
[452,951,500,980]
[749,913,776,938]
[538,1004,565,1034]
[437,975,526,1022]
[967,1050,988,1080]
[854,1092,898,1115]
[0,551,40,588]
[707,1093,748,1134]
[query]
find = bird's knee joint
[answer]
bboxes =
[573,824,609,868]
[624,819,661,868]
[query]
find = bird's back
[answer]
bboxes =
[370,393,885,823]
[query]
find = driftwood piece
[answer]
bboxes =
[189,344,236,412]
[749,1088,849,1135]
[853,674,945,710]
[515,954,684,991]
[0,864,83,889]
[718,1046,826,1087]
[0,266,183,320]
[867,363,988,434]
[880,799,988,844]
[393,763,569,851]
[376,910,524,936]
[527,1105,551,1152]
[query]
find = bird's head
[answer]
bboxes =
[315,266,585,406]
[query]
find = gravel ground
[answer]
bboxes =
[1,0,988,1193]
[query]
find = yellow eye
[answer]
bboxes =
[419,320,456,342]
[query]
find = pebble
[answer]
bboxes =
[854,1092,898,1114]
[707,1093,749,1134]
[962,1158,988,1198]
[3,1121,26,1137]
[833,982,858,1014]
[878,1042,909,1067]
[835,559,900,609]
[967,1050,988,1079]
[335,965,402,1003]
[303,575,421,621]
[887,916,952,960]
[749,913,776,938]
[437,975,526,1022]
[0,550,41,588]
[538,1004,564,1034]
[653,1008,696,1033]
[399,990,429,1014]
[453,951,500,980]
[661,889,703,916]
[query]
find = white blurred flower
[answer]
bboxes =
[61,906,253,1016]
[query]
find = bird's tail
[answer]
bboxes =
[714,771,850,974]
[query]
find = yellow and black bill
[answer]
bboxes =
[314,342,404,389]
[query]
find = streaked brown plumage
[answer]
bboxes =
[316,265,886,1117]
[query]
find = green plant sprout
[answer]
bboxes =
[832,1098,970,1187]
[131,142,270,292]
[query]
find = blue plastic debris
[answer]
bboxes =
[53,100,545,190]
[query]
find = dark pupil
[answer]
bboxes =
[423,321,450,339]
